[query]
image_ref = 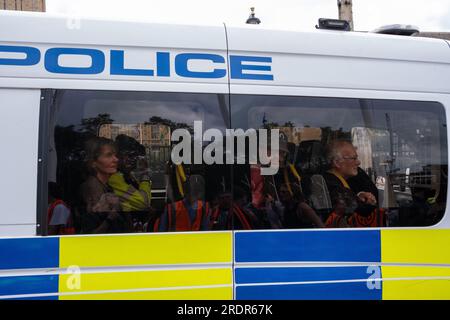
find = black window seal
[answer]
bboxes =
[36,89,55,236]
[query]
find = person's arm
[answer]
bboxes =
[108,173,152,211]
[349,168,379,203]
[357,191,377,205]
[298,202,324,228]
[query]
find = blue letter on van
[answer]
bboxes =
[230,55,273,81]
[45,48,105,74]
[0,45,40,66]
[110,50,154,76]
[175,53,226,79]
[156,52,170,77]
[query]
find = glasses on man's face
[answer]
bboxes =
[341,156,359,162]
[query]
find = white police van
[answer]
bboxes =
[1,10,450,300]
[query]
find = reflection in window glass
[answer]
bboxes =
[231,95,447,229]
[46,90,230,235]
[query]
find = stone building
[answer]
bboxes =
[1,0,45,12]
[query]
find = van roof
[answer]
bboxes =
[1,10,449,65]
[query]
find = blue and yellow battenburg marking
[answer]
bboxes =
[1,229,450,299]
[234,230,382,300]
[58,232,232,300]
[0,238,59,300]
[0,233,232,300]
[381,229,450,300]
[234,229,450,300]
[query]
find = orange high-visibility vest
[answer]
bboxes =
[348,208,386,228]
[47,199,75,235]
[210,204,252,230]
[325,212,346,228]
[154,200,209,232]
[328,170,385,228]
[326,209,385,228]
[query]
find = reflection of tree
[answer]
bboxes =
[81,113,114,134]
[320,126,351,144]
[146,116,193,134]
[263,122,279,129]
[261,111,301,129]
[262,119,294,130]
[55,125,90,162]
[284,121,294,128]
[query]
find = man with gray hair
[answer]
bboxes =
[324,140,384,227]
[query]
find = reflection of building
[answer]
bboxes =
[352,127,373,171]
[1,0,45,11]
[99,124,171,147]
[277,127,322,144]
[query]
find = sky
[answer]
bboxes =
[45,0,450,32]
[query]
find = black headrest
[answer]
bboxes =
[296,140,328,174]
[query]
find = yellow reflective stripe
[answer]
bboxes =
[382,266,450,300]
[283,167,293,196]
[59,268,232,293]
[328,169,350,189]
[109,174,152,211]
[381,229,450,264]
[176,168,184,197]
[59,287,232,300]
[138,180,152,206]
[59,232,232,268]
[177,164,187,182]
[121,185,137,202]
[289,163,301,182]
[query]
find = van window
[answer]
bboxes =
[231,95,447,229]
[44,90,230,235]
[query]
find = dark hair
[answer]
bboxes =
[115,134,146,157]
[84,137,116,175]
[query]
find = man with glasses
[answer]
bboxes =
[323,140,384,228]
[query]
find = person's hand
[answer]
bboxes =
[357,192,377,205]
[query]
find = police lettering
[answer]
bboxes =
[0,45,274,80]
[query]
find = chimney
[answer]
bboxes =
[337,0,353,31]
[1,0,46,12]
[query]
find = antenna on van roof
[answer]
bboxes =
[371,24,420,36]
[246,7,261,25]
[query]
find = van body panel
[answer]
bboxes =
[0,11,226,50]
[0,89,40,235]
[226,27,450,93]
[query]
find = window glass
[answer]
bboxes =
[231,95,447,229]
[46,90,230,235]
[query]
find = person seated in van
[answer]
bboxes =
[278,183,325,229]
[47,182,75,235]
[251,137,323,228]
[80,137,131,234]
[209,186,259,230]
[154,175,210,232]
[324,140,385,228]
[108,134,152,213]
